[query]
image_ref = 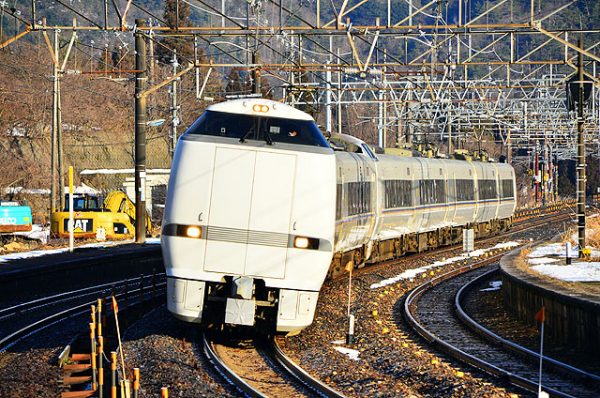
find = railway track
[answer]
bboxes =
[0,274,166,352]
[403,255,600,397]
[202,333,345,398]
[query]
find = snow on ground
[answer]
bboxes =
[0,236,161,264]
[333,346,361,361]
[531,262,600,282]
[0,240,131,263]
[528,243,579,258]
[528,257,560,265]
[11,224,50,243]
[480,280,502,292]
[528,242,600,259]
[370,241,521,289]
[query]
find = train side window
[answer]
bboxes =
[384,180,412,209]
[419,180,446,205]
[447,178,456,202]
[477,179,498,200]
[501,179,514,198]
[362,144,378,160]
[456,179,475,202]
[347,181,372,216]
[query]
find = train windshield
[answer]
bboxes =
[185,110,330,148]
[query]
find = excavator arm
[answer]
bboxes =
[103,191,152,233]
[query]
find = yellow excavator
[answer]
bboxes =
[50,191,152,239]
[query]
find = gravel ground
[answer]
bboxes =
[278,245,523,398]
[0,316,84,398]
[122,305,233,397]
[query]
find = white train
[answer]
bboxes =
[161,99,516,334]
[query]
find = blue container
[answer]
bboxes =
[0,201,33,232]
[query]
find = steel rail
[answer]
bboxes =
[266,338,346,398]
[455,268,600,384]
[0,273,163,321]
[0,281,166,352]
[201,334,268,398]
[402,254,588,398]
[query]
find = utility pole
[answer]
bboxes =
[252,51,260,94]
[134,19,147,243]
[447,108,453,155]
[337,49,342,134]
[50,29,59,219]
[577,38,586,257]
[170,50,179,158]
[58,70,64,211]
[325,62,332,134]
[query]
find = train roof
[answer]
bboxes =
[206,99,314,121]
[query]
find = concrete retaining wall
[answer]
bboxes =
[500,250,600,354]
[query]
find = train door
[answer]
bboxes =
[245,151,296,279]
[470,164,480,222]
[204,147,256,275]
[203,148,296,279]
[418,159,430,230]
[445,164,457,224]
[492,164,501,220]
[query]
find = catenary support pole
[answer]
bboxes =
[577,37,586,257]
[171,50,178,158]
[135,19,147,243]
[50,29,59,220]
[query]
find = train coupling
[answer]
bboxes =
[225,277,256,326]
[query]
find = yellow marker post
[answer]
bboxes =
[68,166,74,252]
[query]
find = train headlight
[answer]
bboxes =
[293,236,319,250]
[294,237,309,249]
[185,225,202,238]
[162,224,203,239]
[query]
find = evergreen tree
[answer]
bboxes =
[157,0,194,63]
[225,70,243,94]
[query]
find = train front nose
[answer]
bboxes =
[162,135,336,332]
[202,147,297,278]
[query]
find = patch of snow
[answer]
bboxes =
[331,340,345,345]
[480,280,502,292]
[145,237,161,244]
[12,224,50,244]
[528,243,579,258]
[528,257,560,265]
[333,346,360,361]
[0,240,130,263]
[80,168,170,175]
[532,262,600,282]
[370,241,521,289]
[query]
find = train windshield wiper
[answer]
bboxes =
[263,127,273,146]
[239,117,272,145]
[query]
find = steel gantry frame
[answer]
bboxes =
[1,0,600,242]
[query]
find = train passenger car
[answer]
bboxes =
[327,134,516,276]
[161,99,337,334]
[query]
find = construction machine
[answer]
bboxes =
[50,191,152,239]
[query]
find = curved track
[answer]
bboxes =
[403,257,600,397]
[0,274,166,351]
[202,333,345,398]
[457,268,600,385]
